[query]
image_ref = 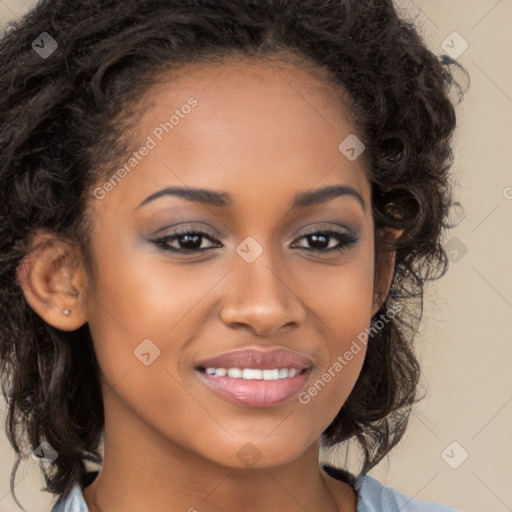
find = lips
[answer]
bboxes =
[194,347,314,407]
[195,348,314,371]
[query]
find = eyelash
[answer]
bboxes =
[151,226,359,254]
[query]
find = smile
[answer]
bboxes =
[196,366,312,408]
[203,367,303,380]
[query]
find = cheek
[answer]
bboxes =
[299,241,375,337]
[83,231,223,416]
[295,247,374,409]
[86,229,221,337]
[83,243,213,451]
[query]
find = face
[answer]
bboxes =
[77,58,388,468]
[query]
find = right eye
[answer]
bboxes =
[151,227,222,253]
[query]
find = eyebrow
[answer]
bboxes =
[136,184,365,212]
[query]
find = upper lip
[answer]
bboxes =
[195,348,314,371]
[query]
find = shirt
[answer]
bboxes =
[50,464,463,511]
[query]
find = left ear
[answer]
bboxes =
[371,227,404,317]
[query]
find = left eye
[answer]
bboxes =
[151,228,358,253]
[291,229,359,252]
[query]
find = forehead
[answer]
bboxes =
[140,56,357,136]
[94,57,370,216]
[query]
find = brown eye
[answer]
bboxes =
[151,228,221,252]
[291,229,359,253]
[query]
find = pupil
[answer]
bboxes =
[310,234,328,249]
[180,234,201,249]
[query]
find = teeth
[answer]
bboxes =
[204,367,303,380]
[227,368,242,378]
[262,369,279,380]
[278,368,288,378]
[243,368,262,379]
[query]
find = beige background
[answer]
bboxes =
[0,1,511,511]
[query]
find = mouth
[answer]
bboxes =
[195,366,310,381]
[195,366,312,408]
[197,366,309,379]
[195,347,313,372]
[194,348,313,408]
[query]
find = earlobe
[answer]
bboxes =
[15,230,88,332]
[371,227,403,316]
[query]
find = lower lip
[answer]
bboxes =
[196,368,312,408]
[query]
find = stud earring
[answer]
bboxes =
[62,309,71,315]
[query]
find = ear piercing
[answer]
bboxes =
[62,309,71,315]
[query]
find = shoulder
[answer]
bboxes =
[50,485,89,512]
[354,473,463,512]
[50,471,98,512]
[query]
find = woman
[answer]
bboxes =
[0,0,467,510]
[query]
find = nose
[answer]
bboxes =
[219,250,306,337]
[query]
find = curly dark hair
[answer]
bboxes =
[0,0,468,508]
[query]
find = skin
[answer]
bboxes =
[17,57,401,512]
